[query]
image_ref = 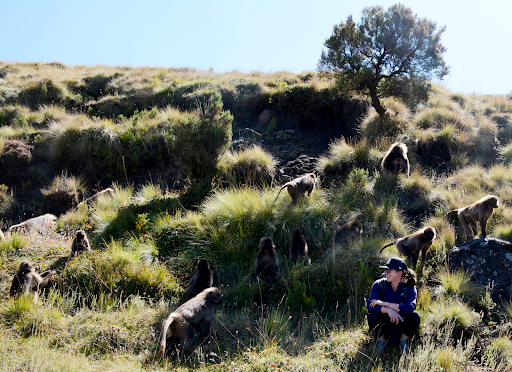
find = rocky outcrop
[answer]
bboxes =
[449,237,512,302]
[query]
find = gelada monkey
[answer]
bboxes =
[245,237,281,284]
[273,173,317,204]
[381,142,410,177]
[184,259,213,300]
[334,219,362,245]
[10,260,56,302]
[445,195,499,239]
[379,226,436,267]
[69,229,91,258]
[156,287,223,359]
[289,229,310,264]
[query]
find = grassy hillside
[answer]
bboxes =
[1,62,512,371]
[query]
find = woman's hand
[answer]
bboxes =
[369,299,383,308]
[384,308,403,324]
[369,299,389,308]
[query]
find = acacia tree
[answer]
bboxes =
[318,4,449,117]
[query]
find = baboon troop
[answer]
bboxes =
[273,173,317,204]
[10,260,56,302]
[445,195,499,239]
[289,229,310,264]
[246,237,281,284]
[157,287,224,359]
[381,142,410,177]
[334,219,363,245]
[184,259,213,300]
[379,226,437,268]
[2,138,509,361]
[69,230,91,258]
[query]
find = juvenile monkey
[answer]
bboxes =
[379,226,436,267]
[69,229,91,258]
[156,287,223,359]
[10,260,56,302]
[184,259,213,300]
[381,142,410,177]
[273,173,317,204]
[444,195,499,239]
[245,237,281,284]
[289,229,310,264]
[334,219,363,245]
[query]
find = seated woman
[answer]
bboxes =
[367,257,420,353]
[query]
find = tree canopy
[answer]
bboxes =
[318,4,449,116]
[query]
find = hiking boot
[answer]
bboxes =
[376,339,386,353]
[399,338,410,353]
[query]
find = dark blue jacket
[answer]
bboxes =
[367,278,417,315]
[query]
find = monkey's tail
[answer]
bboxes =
[378,241,397,257]
[444,210,458,221]
[271,184,289,205]
[156,318,172,360]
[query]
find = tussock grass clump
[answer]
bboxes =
[0,184,15,216]
[482,336,512,370]
[423,298,480,341]
[435,267,483,305]
[499,142,512,164]
[62,248,180,303]
[331,168,374,213]
[41,173,86,216]
[47,116,122,173]
[397,171,447,220]
[19,79,80,109]
[0,233,28,255]
[444,165,497,194]
[39,104,67,125]
[360,98,411,144]
[217,144,277,187]
[318,138,381,178]
[473,117,498,165]
[396,324,477,372]
[0,105,32,128]
[413,106,471,131]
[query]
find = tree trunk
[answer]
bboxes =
[369,86,386,117]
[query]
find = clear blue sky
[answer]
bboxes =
[1,0,511,95]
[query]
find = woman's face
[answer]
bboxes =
[384,268,402,282]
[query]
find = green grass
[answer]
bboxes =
[3,62,512,371]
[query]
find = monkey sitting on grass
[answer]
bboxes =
[10,260,56,302]
[156,287,223,359]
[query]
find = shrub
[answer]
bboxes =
[173,92,233,180]
[217,144,277,187]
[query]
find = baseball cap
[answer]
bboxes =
[378,257,408,271]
